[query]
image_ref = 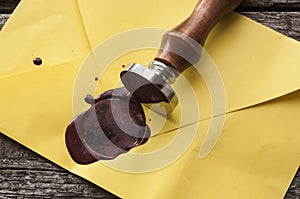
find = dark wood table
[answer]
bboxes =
[0,0,299,198]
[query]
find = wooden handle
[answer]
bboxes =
[155,0,243,73]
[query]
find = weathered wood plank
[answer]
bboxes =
[1,0,300,14]
[0,134,119,199]
[0,0,20,13]
[0,170,120,198]
[0,14,10,29]
[241,12,300,41]
[286,168,300,198]
[239,0,300,11]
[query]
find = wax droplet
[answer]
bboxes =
[85,94,95,105]
[33,57,43,66]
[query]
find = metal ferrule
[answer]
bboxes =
[149,61,178,84]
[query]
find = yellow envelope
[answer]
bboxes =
[0,0,299,198]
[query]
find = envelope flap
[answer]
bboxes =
[205,14,300,112]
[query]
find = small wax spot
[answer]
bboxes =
[33,57,43,66]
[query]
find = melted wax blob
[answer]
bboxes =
[65,88,151,164]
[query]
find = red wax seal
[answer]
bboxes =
[65,88,150,164]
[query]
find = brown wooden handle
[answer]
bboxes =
[155,0,243,73]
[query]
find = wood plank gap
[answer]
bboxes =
[0,167,66,173]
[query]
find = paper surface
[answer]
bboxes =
[0,0,299,198]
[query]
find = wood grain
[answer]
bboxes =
[0,14,9,29]
[0,134,119,199]
[241,12,300,41]
[239,0,300,11]
[0,1,300,198]
[0,0,20,13]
